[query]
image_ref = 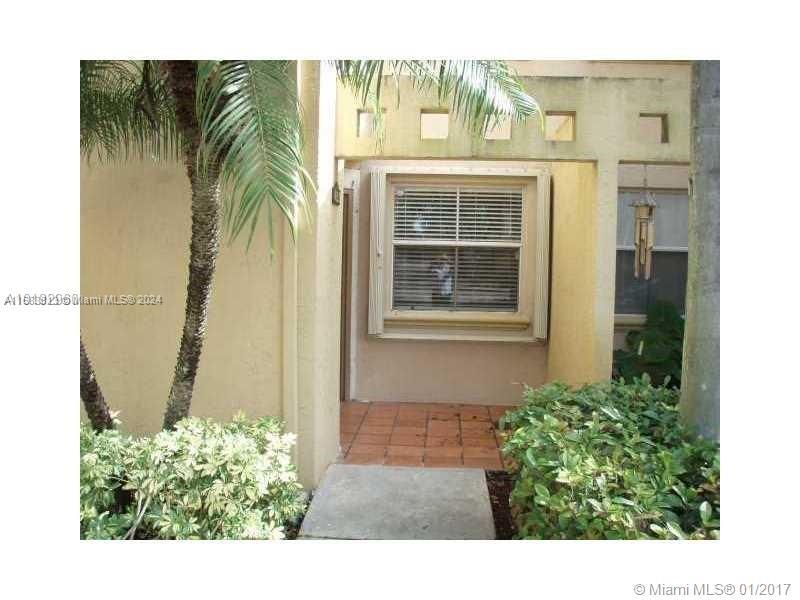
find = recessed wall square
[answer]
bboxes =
[357,109,376,137]
[484,118,511,140]
[545,112,575,141]
[638,113,669,143]
[420,111,449,139]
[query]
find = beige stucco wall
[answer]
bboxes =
[336,70,690,163]
[346,160,600,403]
[547,161,600,385]
[336,62,691,401]
[292,60,342,485]
[80,159,285,435]
[81,62,341,488]
[80,61,691,485]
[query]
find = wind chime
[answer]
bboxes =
[631,165,657,279]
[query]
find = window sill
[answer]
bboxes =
[614,314,647,327]
[385,311,530,330]
[375,311,540,343]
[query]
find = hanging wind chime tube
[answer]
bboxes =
[632,166,656,280]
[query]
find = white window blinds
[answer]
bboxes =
[392,186,523,312]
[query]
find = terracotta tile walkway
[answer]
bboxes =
[340,401,513,470]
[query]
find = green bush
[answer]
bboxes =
[499,378,719,540]
[80,414,305,540]
[613,301,685,388]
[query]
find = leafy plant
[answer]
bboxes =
[613,301,685,388]
[80,414,305,540]
[499,378,720,540]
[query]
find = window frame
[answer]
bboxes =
[368,164,551,343]
[387,178,530,316]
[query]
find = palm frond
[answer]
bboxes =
[80,60,180,162]
[333,60,542,136]
[197,60,313,250]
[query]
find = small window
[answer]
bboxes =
[484,118,511,140]
[420,110,449,139]
[545,111,575,141]
[357,109,377,137]
[638,113,669,143]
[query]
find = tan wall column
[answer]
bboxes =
[282,158,299,465]
[593,158,618,379]
[546,159,615,385]
[546,162,598,384]
[294,61,342,487]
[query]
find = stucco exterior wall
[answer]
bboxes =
[80,159,284,435]
[80,62,341,488]
[293,60,342,485]
[80,60,691,486]
[346,160,600,403]
[336,69,690,163]
[547,161,600,385]
[336,62,691,401]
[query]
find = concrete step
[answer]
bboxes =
[298,464,495,540]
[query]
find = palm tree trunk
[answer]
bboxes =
[679,61,720,440]
[162,60,222,430]
[80,336,114,431]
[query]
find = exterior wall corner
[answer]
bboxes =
[294,61,343,488]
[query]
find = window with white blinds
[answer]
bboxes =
[391,185,523,312]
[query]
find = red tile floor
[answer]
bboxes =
[340,401,513,470]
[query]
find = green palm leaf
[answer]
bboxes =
[333,60,541,136]
[82,60,539,251]
[196,60,313,249]
[80,60,180,162]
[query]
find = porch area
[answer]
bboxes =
[339,401,512,469]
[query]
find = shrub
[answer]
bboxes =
[613,301,685,388]
[80,414,305,540]
[499,378,719,540]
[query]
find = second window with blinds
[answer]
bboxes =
[372,171,547,342]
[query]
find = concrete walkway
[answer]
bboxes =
[298,464,495,540]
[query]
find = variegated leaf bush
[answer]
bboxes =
[80,414,305,540]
